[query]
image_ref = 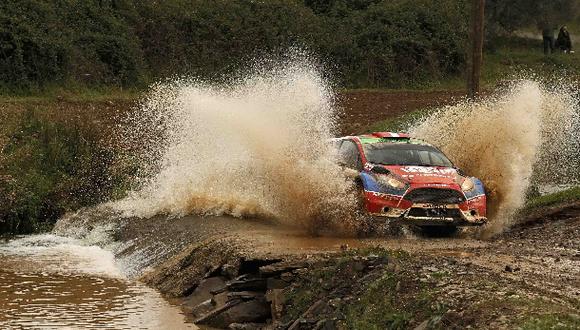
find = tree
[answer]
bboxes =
[468,0,485,98]
[486,0,579,33]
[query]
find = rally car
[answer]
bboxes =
[333,132,487,228]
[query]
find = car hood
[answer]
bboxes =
[383,165,460,185]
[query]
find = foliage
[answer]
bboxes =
[343,272,446,329]
[0,0,470,93]
[0,0,145,92]
[519,313,580,330]
[486,0,579,33]
[0,0,578,93]
[0,109,133,234]
[523,186,580,210]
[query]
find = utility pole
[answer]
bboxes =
[467,0,486,99]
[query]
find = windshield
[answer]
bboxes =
[362,143,453,167]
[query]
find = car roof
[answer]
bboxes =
[334,132,433,147]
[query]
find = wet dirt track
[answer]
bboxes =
[97,200,578,329]
[107,202,579,293]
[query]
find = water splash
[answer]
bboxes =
[112,60,358,234]
[410,80,579,236]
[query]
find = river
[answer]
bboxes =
[0,234,196,329]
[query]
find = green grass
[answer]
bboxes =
[343,272,446,330]
[282,248,411,324]
[0,109,137,234]
[346,33,580,93]
[482,36,580,87]
[524,186,580,210]
[519,313,580,330]
[366,107,436,133]
[0,86,140,103]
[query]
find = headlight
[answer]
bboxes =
[461,177,475,191]
[377,174,408,190]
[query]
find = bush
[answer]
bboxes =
[0,0,146,92]
[0,0,470,92]
[0,109,132,234]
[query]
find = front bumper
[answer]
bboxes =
[364,191,488,227]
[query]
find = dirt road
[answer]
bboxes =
[336,90,465,134]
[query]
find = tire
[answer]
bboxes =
[354,182,375,236]
[355,182,367,216]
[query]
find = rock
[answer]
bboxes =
[222,263,239,279]
[314,319,337,330]
[228,277,267,292]
[191,299,214,317]
[228,323,264,330]
[259,261,309,277]
[196,300,243,327]
[413,320,430,330]
[504,265,513,272]
[183,277,226,309]
[228,291,264,301]
[288,300,330,329]
[197,297,271,328]
[288,319,316,330]
[267,278,289,290]
[213,292,229,309]
[266,289,285,321]
[228,298,272,327]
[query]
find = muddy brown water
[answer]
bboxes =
[0,234,197,329]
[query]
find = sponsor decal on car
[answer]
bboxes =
[399,166,456,175]
[369,191,402,201]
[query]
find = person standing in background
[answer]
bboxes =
[555,26,573,53]
[542,26,556,55]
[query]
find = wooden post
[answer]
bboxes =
[467,0,486,99]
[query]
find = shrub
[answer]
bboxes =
[0,109,131,234]
[0,0,470,92]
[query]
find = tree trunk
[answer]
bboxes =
[467,0,486,99]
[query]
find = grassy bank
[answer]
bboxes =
[0,98,139,234]
[523,186,580,210]
[280,247,580,329]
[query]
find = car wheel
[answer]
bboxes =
[356,182,367,215]
[354,182,374,236]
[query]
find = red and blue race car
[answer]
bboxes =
[333,132,487,229]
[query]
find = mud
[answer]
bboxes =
[336,89,466,134]
[55,200,577,328]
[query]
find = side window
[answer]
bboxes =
[338,140,362,170]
